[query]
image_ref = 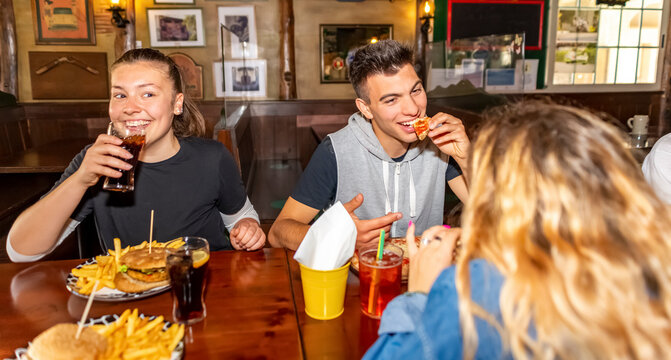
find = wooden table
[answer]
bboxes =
[0,248,386,359]
[0,249,304,359]
[0,138,91,173]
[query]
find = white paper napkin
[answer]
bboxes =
[294,201,357,270]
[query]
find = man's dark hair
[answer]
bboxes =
[348,40,414,102]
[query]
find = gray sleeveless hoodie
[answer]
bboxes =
[329,113,449,237]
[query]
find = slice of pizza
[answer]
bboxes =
[413,117,430,140]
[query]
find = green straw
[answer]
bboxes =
[376,229,385,260]
[368,229,385,316]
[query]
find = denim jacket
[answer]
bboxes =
[363,259,511,360]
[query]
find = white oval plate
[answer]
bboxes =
[11,313,184,360]
[66,258,170,302]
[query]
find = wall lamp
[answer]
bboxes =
[419,0,434,35]
[107,0,129,28]
[415,0,434,83]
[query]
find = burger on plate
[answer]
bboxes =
[115,248,169,293]
[26,323,107,360]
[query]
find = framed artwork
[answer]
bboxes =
[29,51,108,99]
[147,8,205,47]
[320,24,393,83]
[217,6,258,59]
[213,59,266,98]
[154,0,194,3]
[31,0,96,45]
[168,53,203,99]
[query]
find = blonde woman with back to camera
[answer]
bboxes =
[364,101,671,359]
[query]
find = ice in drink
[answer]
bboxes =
[359,245,403,319]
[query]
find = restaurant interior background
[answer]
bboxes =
[1,0,671,262]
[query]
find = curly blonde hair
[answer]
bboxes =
[456,101,671,359]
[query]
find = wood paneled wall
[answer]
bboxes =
[0,106,29,159]
[22,102,109,146]
[11,101,227,145]
[6,92,664,164]
[512,91,664,136]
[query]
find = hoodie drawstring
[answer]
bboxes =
[408,163,417,218]
[381,160,418,220]
[394,163,400,214]
[382,159,391,214]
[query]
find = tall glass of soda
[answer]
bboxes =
[102,121,146,192]
[166,236,210,325]
[358,244,403,318]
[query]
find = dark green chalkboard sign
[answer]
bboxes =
[434,0,550,89]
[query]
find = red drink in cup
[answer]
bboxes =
[359,245,403,318]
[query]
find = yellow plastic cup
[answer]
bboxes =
[299,262,350,320]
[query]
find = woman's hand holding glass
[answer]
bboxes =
[72,133,133,188]
[406,223,461,294]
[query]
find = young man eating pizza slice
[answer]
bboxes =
[269,40,470,251]
[412,117,431,140]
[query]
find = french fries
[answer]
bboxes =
[89,308,184,360]
[71,238,185,294]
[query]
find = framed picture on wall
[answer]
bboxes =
[31,0,96,45]
[320,24,393,83]
[147,8,205,47]
[213,59,266,98]
[217,6,258,59]
[29,51,108,99]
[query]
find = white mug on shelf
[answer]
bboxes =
[627,115,649,135]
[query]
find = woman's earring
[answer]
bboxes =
[176,108,183,115]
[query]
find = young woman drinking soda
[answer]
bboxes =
[8,48,265,262]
